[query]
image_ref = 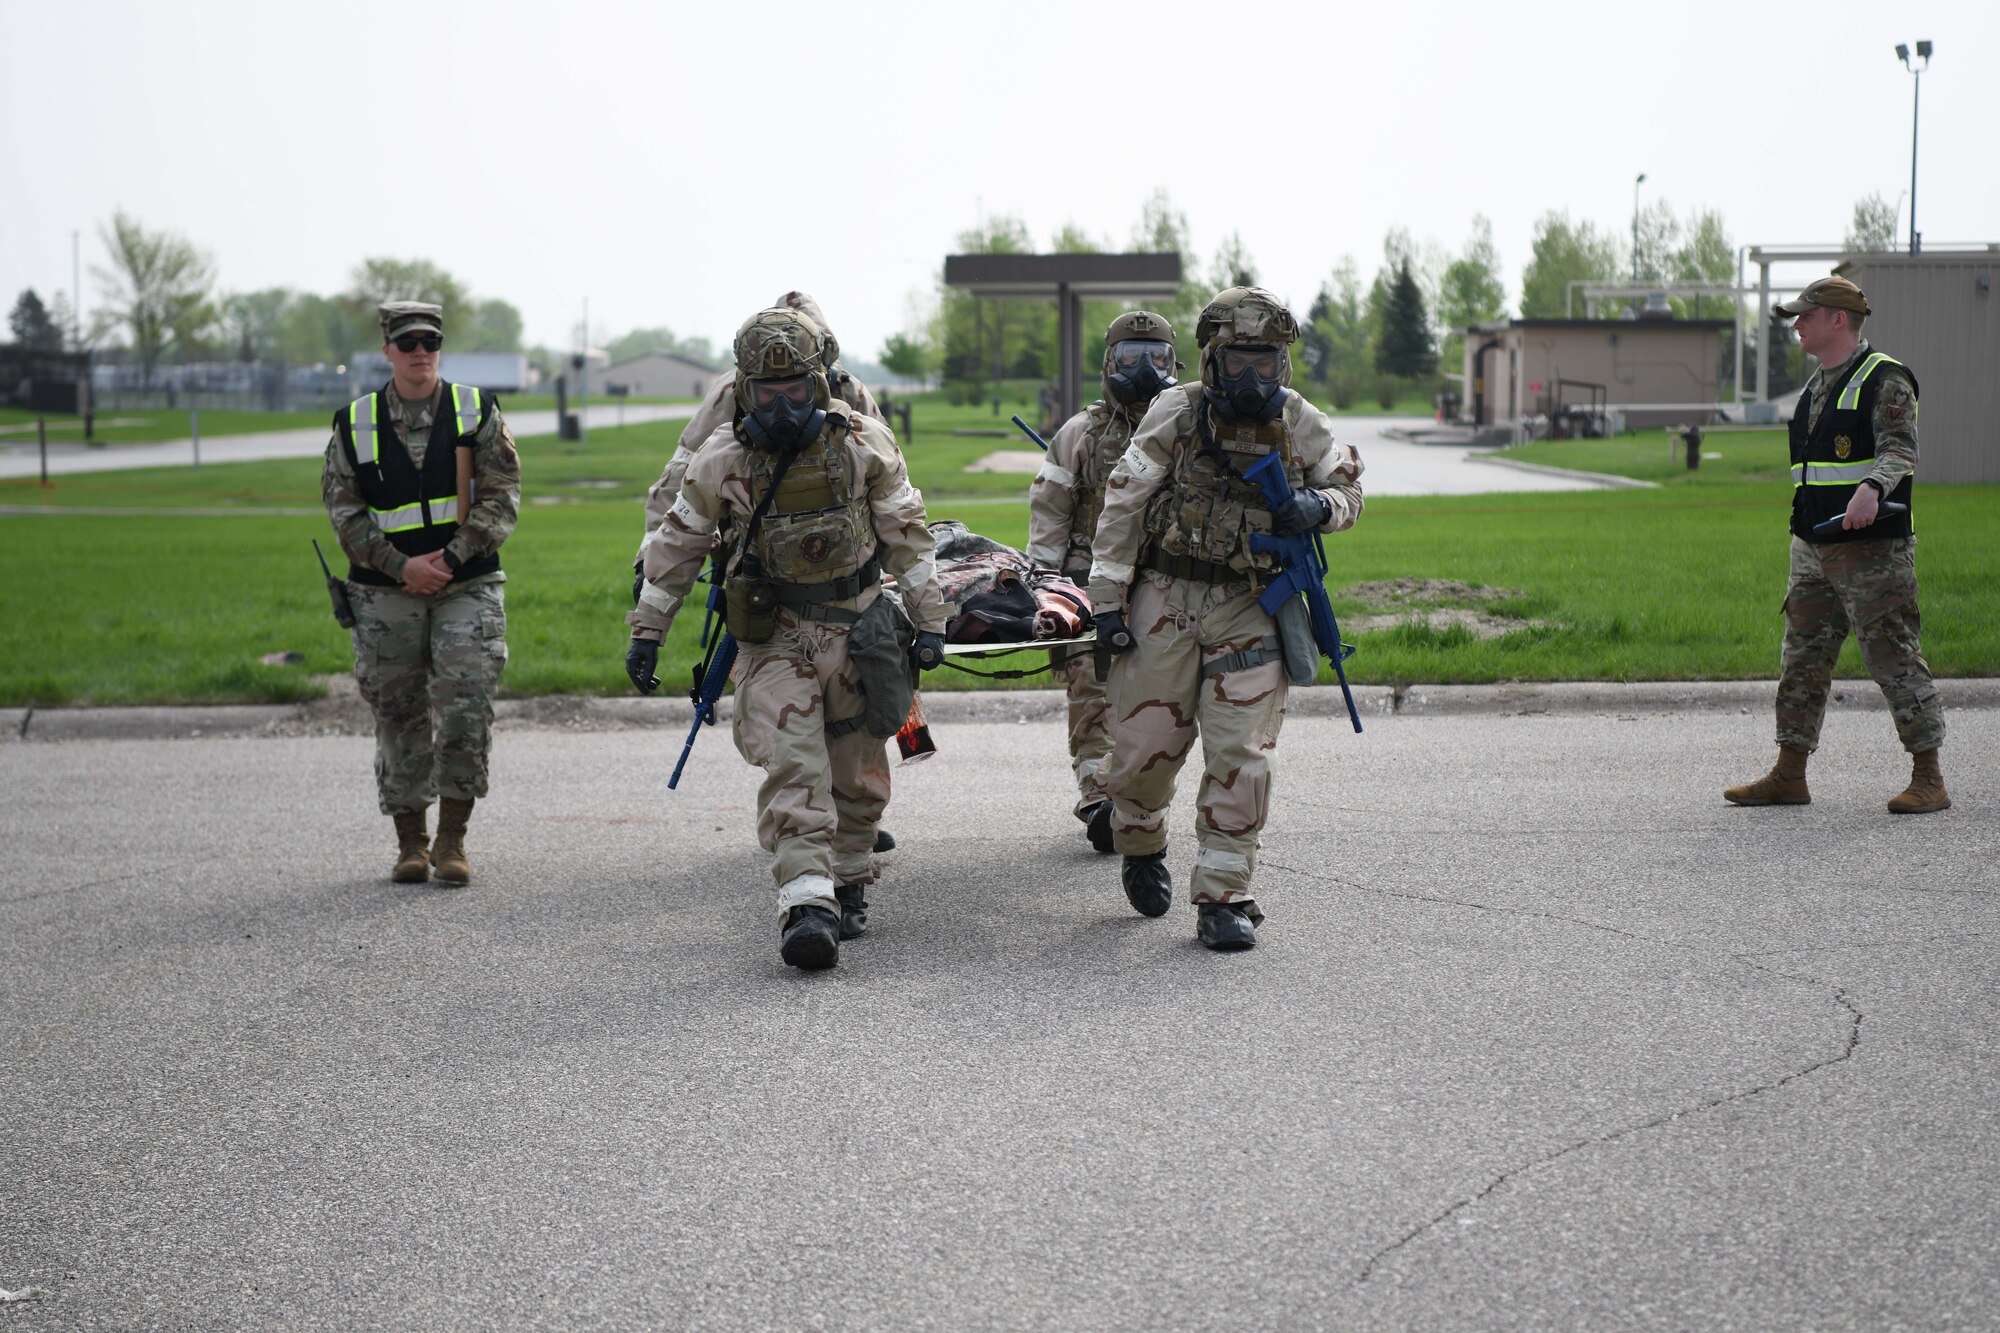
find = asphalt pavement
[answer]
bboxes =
[3,692,1995,1330]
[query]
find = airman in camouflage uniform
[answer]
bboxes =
[1028,311,1181,853]
[1725,275,1948,813]
[322,302,522,884]
[1087,288,1364,950]
[625,307,947,971]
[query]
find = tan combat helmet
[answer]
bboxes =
[1195,286,1300,389]
[732,307,830,414]
[774,291,839,367]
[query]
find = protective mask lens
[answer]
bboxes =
[750,376,815,411]
[1220,347,1281,380]
[1112,340,1174,373]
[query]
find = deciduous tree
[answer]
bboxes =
[91,210,217,387]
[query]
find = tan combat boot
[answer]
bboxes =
[391,811,430,883]
[432,796,475,884]
[1887,748,1951,814]
[1724,745,1811,806]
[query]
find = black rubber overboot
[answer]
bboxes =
[1121,851,1172,918]
[834,883,869,940]
[780,905,841,970]
[872,828,896,854]
[1197,902,1258,951]
[1084,801,1116,855]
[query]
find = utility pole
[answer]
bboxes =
[1896,42,1933,255]
[71,230,82,348]
[1632,173,1647,284]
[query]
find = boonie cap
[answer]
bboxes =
[379,301,445,341]
[1774,276,1870,317]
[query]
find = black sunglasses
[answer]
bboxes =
[392,333,443,353]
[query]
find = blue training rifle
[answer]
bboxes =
[1010,415,1050,451]
[669,564,736,790]
[1241,451,1363,734]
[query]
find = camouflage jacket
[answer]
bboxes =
[627,401,945,641]
[1804,339,1918,492]
[321,381,521,583]
[637,365,886,552]
[1085,385,1363,613]
[1027,400,1142,577]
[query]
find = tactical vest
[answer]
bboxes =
[1788,349,1917,544]
[335,382,498,586]
[738,414,880,608]
[1141,387,1304,581]
[1067,402,1134,562]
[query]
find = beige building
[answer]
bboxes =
[599,351,719,400]
[1462,318,1730,432]
[1833,250,1999,484]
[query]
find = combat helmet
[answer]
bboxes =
[1196,286,1298,421]
[1100,310,1180,410]
[774,291,840,368]
[733,307,830,450]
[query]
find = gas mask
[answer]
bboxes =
[1106,338,1176,408]
[742,374,825,451]
[1212,345,1286,423]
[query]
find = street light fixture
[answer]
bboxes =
[1632,172,1647,284]
[1896,41,1933,255]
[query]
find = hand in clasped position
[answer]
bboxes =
[910,631,946,672]
[626,637,661,694]
[401,551,452,596]
[1273,489,1332,536]
[1093,610,1135,655]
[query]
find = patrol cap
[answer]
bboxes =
[379,301,445,341]
[1773,276,1870,317]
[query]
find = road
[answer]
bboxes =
[3,694,1994,1329]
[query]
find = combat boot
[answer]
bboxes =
[780,905,841,970]
[1080,800,1116,855]
[1887,748,1951,814]
[391,811,430,883]
[1197,902,1258,952]
[1121,851,1172,917]
[834,882,869,940]
[1723,745,1811,806]
[432,797,475,885]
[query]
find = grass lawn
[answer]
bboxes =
[1498,427,1794,485]
[3,400,1996,706]
[0,407,330,446]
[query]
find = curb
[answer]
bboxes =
[1463,453,1660,490]
[8,679,2000,743]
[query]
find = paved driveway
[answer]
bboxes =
[3,697,1993,1328]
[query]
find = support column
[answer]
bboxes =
[1754,259,1771,403]
[1057,282,1082,422]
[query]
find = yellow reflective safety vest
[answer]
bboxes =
[1789,350,1917,544]
[335,382,497,585]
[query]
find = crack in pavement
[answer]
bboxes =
[0,872,140,908]
[1257,861,1868,1286]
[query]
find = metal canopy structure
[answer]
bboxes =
[942,252,1183,422]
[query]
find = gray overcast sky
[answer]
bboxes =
[4,0,1994,363]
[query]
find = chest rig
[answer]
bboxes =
[736,415,881,615]
[1142,390,1303,582]
[1067,403,1135,560]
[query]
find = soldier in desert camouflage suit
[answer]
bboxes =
[323,301,522,885]
[1724,275,1949,814]
[1087,288,1364,951]
[625,307,947,971]
[1027,310,1182,854]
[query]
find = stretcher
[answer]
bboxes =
[935,632,1098,679]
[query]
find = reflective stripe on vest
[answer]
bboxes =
[349,394,380,466]
[451,384,482,436]
[1835,353,1901,411]
[372,494,459,533]
[1791,461,1878,487]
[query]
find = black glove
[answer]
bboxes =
[1273,489,1332,535]
[1093,610,1135,655]
[625,637,661,694]
[631,557,645,606]
[911,630,946,672]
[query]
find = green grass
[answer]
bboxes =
[0,407,331,446]
[1498,428,1795,484]
[4,400,1997,705]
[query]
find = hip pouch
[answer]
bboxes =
[846,587,917,739]
[724,567,778,644]
[1274,593,1319,686]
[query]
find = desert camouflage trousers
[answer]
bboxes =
[349,579,508,816]
[1102,573,1287,915]
[1053,649,1113,815]
[1777,534,1945,754]
[730,611,889,919]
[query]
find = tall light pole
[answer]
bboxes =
[1632,173,1647,283]
[1896,41,1932,255]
